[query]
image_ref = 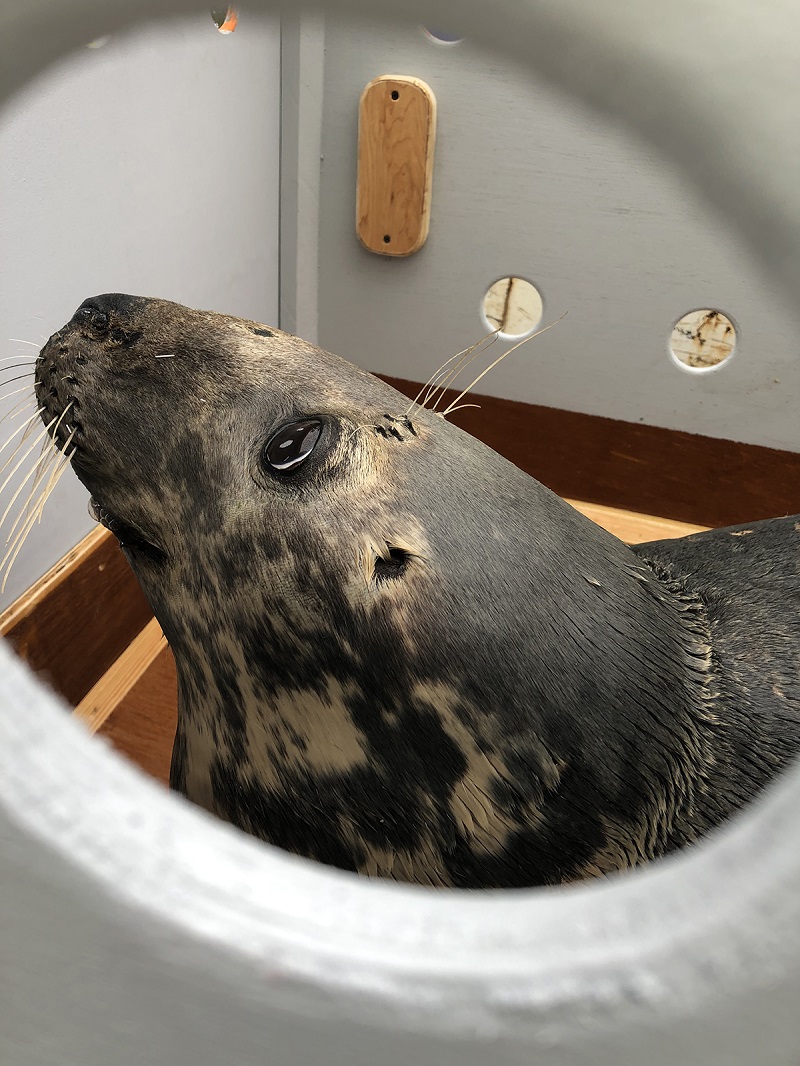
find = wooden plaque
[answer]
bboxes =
[356,75,437,256]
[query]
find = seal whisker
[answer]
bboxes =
[345,423,374,444]
[20,434,58,500]
[35,440,76,524]
[0,448,58,537]
[0,416,58,487]
[0,408,44,463]
[0,403,73,535]
[0,400,40,446]
[0,492,45,589]
[405,329,500,418]
[0,362,36,373]
[40,399,74,460]
[440,312,567,417]
[0,441,58,533]
[426,333,500,414]
[0,440,75,590]
[15,404,52,450]
[1,408,47,466]
[0,357,36,368]
[0,373,35,389]
[405,332,495,415]
[7,338,41,348]
[0,364,36,375]
[0,387,36,410]
[49,399,74,442]
[440,403,482,417]
[420,336,494,409]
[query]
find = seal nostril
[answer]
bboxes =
[373,546,411,585]
[49,387,58,398]
[75,355,88,366]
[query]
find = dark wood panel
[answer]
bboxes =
[380,376,800,528]
[0,527,153,707]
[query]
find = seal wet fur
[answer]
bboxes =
[34,294,800,888]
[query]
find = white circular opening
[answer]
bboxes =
[669,308,737,373]
[421,26,464,45]
[481,276,544,338]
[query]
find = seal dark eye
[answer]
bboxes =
[264,419,323,472]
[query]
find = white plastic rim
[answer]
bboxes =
[2,2,799,1063]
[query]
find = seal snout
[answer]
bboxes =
[34,294,154,457]
[67,294,145,350]
[70,292,148,327]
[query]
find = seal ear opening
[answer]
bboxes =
[358,536,421,588]
[373,545,411,585]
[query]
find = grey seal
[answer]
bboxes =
[34,294,800,887]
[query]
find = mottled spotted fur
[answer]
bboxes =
[35,294,800,887]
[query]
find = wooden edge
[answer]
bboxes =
[74,617,167,734]
[95,643,177,787]
[379,375,800,528]
[566,499,708,542]
[0,524,154,708]
[0,525,108,636]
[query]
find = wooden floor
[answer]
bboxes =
[566,499,705,544]
[76,501,708,787]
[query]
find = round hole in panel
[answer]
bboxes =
[669,308,737,373]
[481,276,544,339]
[421,27,464,45]
[211,7,238,33]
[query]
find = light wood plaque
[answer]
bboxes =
[356,75,437,256]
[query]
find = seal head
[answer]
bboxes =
[34,295,800,887]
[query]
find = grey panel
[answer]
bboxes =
[317,19,800,451]
[0,14,281,610]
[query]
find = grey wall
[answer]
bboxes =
[316,19,800,454]
[0,12,280,611]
